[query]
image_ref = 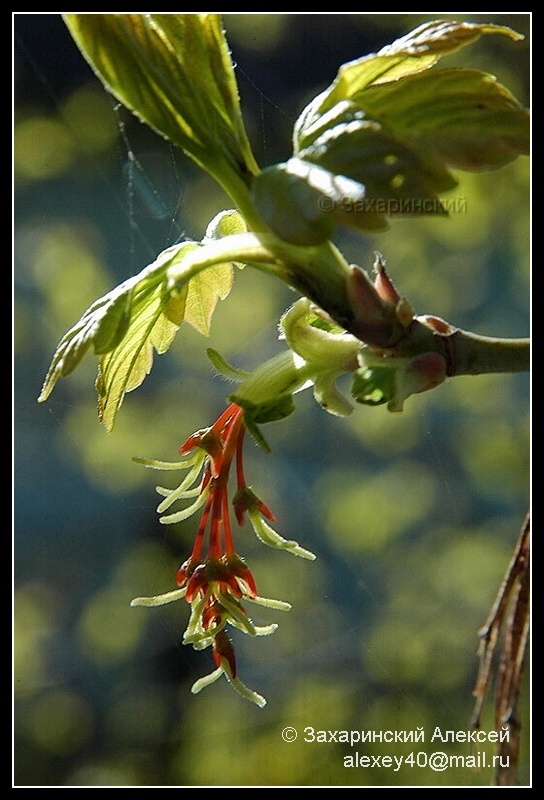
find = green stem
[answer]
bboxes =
[167,232,354,327]
[212,170,268,234]
[166,234,529,378]
[389,318,530,376]
[447,330,530,376]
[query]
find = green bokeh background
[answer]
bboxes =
[14,13,530,787]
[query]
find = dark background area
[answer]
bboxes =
[14,13,530,787]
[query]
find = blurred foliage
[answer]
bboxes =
[14,13,529,787]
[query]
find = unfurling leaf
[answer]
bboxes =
[252,160,341,245]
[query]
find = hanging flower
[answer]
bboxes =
[131,402,315,706]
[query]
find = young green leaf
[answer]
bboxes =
[39,242,198,428]
[38,283,134,402]
[184,262,234,336]
[183,209,248,336]
[63,14,260,205]
[285,20,529,239]
[296,19,525,136]
[355,68,529,170]
[95,277,178,429]
[38,277,144,405]
[203,209,248,241]
[39,214,254,428]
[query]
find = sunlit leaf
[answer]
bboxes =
[183,209,249,335]
[288,20,529,240]
[149,304,182,354]
[39,216,252,427]
[96,278,171,427]
[204,209,248,240]
[354,68,529,170]
[63,14,260,195]
[94,243,203,430]
[296,20,525,137]
[38,276,146,404]
[93,287,134,354]
[184,261,234,336]
[298,112,455,230]
[39,242,198,428]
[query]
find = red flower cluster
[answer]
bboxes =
[131,402,312,706]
